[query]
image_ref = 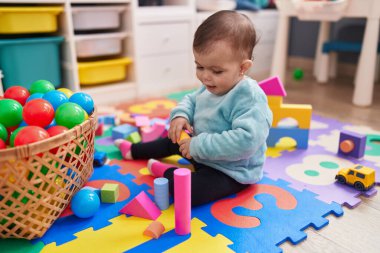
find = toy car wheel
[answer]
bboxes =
[354,182,365,191]
[336,175,346,184]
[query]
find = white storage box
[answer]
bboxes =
[75,32,128,58]
[72,6,125,31]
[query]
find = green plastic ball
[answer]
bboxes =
[9,127,25,147]
[293,68,304,80]
[55,102,85,129]
[0,123,7,142]
[30,80,55,94]
[0,99,23,127]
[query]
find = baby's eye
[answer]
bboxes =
[213,70,223,75]
[196,66,204,70]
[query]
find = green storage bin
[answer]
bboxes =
[0,36,64,90]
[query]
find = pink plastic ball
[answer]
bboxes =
[23,99,55,128]
[4,86,30,106]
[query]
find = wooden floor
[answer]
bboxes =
[280,74,380,253]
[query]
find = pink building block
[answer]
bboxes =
[174,168,191,235]
[141,122,166,143]
[119,191,161,220]
[258,76,287,97]
[134,115,150,127]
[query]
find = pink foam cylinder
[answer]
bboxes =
[174,168,191,235]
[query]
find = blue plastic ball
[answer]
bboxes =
[19,120,28,127]
[43,90,69,110]
[71,188,100,218]
[26,93,44,104]
[69,92,94,115]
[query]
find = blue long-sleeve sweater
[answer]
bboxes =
[170,77,273,184]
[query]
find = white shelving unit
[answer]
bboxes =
[133,0,196,97]
[67,0,137,105]
[0,0,196,103]
[0,0,277,102]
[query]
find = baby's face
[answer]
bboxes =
[194,41,244,96]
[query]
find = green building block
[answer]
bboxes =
[127,131,141,144]
[101,183,119,203]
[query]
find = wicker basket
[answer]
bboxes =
[0,111,97,240]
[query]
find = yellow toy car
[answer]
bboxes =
[335,164,375,191]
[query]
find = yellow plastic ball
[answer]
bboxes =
[57,88,74,98]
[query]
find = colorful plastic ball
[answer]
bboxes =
[0,139,6,150]
[4,86,30,106]
[69,92,94,115]
[46,125,68,136]
[45,119,57,129]
[55,102,85,129]
[57,88,74,98]
[14,126,49,147]
[47,125,68,153]
[71,188,100,218]
[19,120,28,127]
[29,80,55,94]
[43,90,69,110]
[84,111,89,120]
[9,127,25,147]
[293,68,304,80]
[0,123,7,142]
[23,99,55,128]
[26,93,44,103]
[0,99,23,127]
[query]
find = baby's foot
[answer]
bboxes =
[147,159,173,177]
[114,139,133,160]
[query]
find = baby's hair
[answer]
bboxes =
[193,10,257,61]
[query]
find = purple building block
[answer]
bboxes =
[338,130,366,159]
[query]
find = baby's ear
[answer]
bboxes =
[240,59,253,75]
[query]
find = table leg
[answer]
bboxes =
[314,21,331,79]
[353,18,380,106]
[271,15,289,82]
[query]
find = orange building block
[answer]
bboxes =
[143,221,165,239]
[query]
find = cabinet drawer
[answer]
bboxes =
[138,53,193,93]
[138,22,191,56]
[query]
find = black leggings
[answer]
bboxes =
[131,137,249,206]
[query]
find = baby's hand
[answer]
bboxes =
[168,117,192,144]
[178,138,192,159]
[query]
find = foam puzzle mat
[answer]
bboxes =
[1,98,380,253]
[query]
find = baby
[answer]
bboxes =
[116,10,273,206]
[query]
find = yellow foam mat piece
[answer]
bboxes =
[166,218,234,253]
[266,137,297,158]
[42,206,175,253]
[42,207,233,252]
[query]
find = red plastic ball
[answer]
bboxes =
[23,99,54,128]
[46,125,68,137]
[4,86,30,106]
[0,139,6,150]
[14,126,49,147]
[46,126,68,154]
